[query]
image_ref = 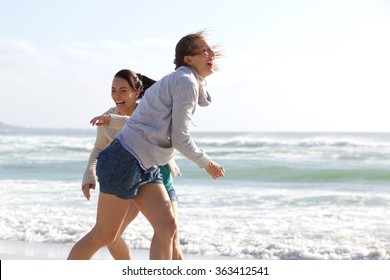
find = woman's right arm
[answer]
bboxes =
[81,126,110,200]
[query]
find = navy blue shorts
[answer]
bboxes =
[96,139,163,199]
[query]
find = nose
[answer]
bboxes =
[209,49,215,59]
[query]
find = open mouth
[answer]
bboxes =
[116,101,125,106]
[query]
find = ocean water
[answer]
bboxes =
[1,125,390,259]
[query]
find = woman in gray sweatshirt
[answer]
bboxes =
[68,31,225,260]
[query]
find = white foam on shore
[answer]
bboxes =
[0,240,238,260]
[0,240,114,260]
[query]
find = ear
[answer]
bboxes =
[183,55,193,66]
[133,89,141,99]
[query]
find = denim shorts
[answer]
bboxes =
[96,139,163,199]
[167,187,178,202]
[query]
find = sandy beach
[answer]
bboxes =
[2,240,389,280]
[0,239,238,260]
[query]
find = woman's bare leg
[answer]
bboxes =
[171,201,184,260]
[133,183,177,260]
[67,193,130,260]
[107,201,139,260]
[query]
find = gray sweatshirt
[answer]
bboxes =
[117,66,212,170]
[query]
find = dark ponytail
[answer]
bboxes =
[136,73,156,99]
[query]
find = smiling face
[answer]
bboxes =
[184,38,216,78]
[111,77,139,115]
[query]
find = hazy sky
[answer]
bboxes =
[1,0,389,132]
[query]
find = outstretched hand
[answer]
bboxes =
[90,115,111,126]
[205,160,225,179]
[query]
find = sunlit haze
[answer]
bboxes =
[1,0,389,132]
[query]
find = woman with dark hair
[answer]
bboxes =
[68,31,224,260]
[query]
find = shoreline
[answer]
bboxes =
[0,240,239,260]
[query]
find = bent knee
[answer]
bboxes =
[155,216,177,238]
[168,217,178,238]
[92,227,118,246]
[168,218,178,236]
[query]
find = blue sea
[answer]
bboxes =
[1,124,390,259]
